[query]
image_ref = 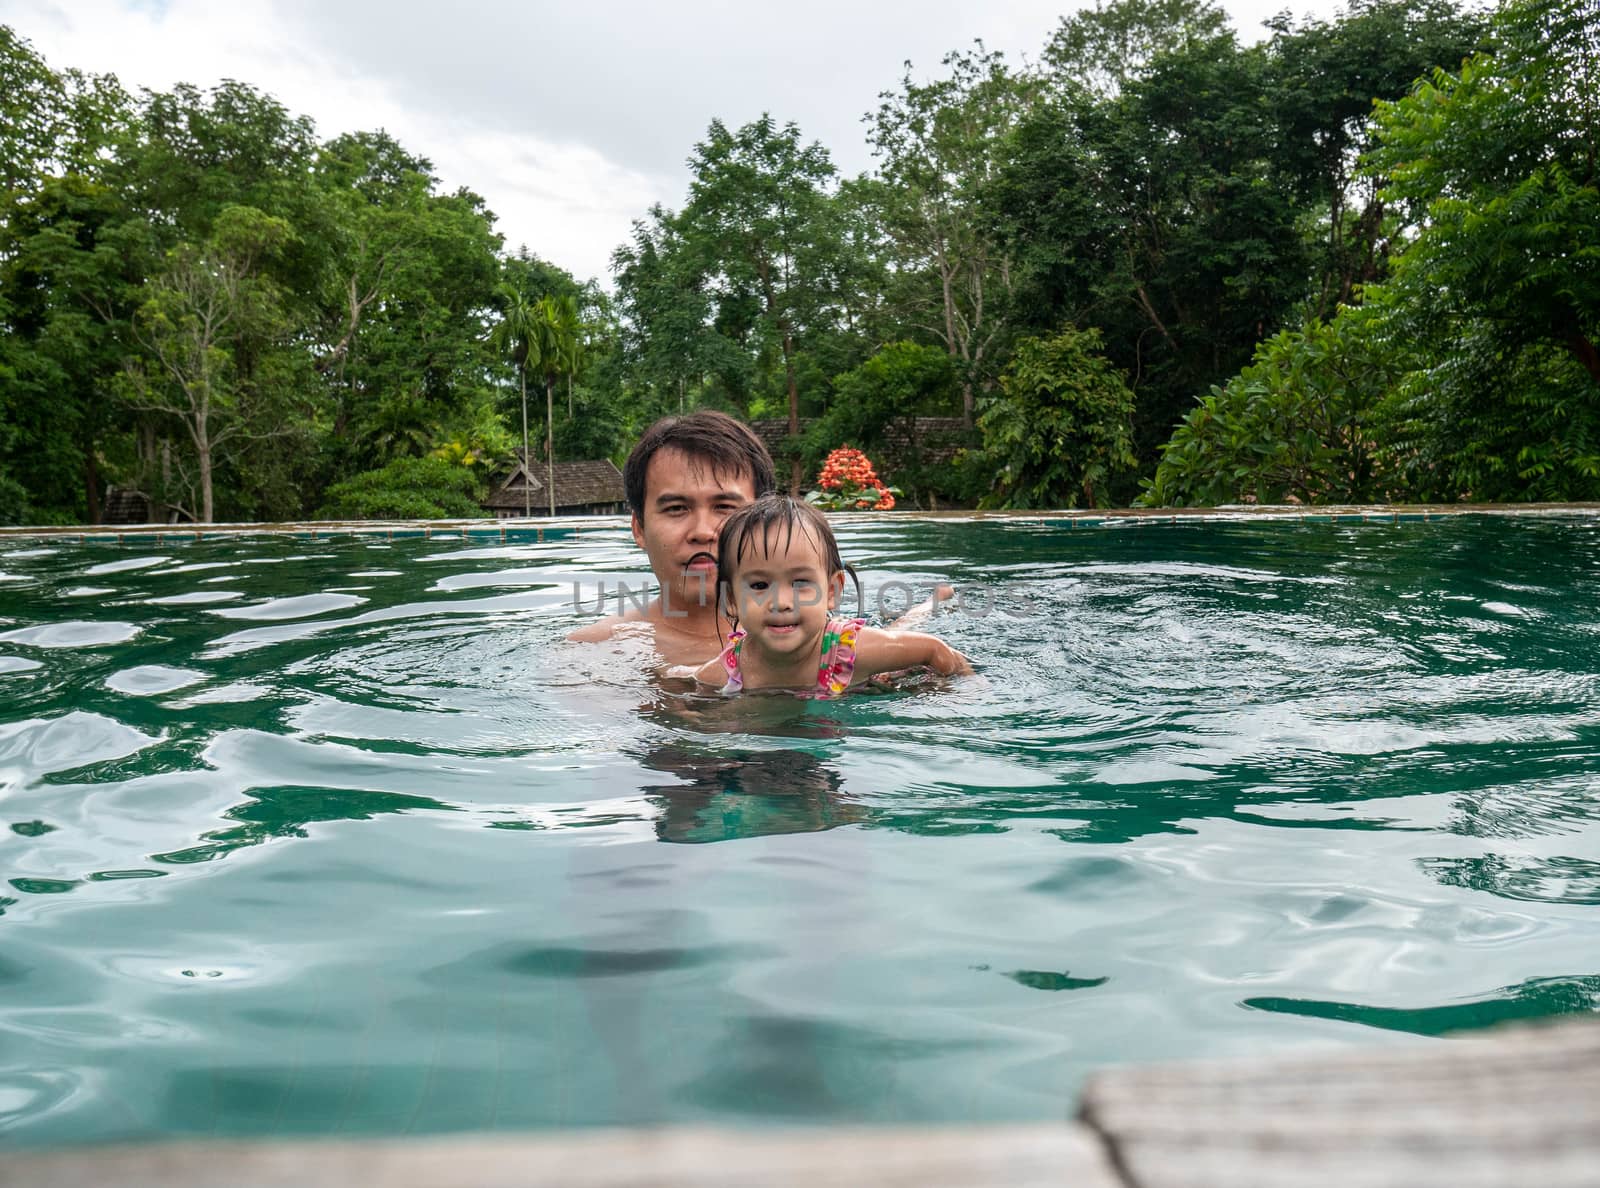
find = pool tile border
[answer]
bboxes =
[5,521,591,547]
[3,504,1598,545]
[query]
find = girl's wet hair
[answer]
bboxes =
[715,494,861,628]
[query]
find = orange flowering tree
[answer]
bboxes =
[806,447,899,511]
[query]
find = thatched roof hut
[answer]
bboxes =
[482,455,625,518]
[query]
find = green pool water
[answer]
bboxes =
[2,514,1598,1146]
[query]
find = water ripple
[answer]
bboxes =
[0,517,1597,1144]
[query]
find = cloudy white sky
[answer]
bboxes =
[5,0,1342,285]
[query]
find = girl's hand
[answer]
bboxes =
[930,639,973,676]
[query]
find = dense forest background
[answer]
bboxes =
[1,0,1595,524]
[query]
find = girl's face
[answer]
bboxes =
[726,523,844,661]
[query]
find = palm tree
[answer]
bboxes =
[489,284,545,517]
[552,293,586,418]
[529,295,578,517]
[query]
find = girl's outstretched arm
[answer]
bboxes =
[851,626,972,682]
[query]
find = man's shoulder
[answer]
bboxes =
[566,618,619,642]
[566,606,722,667]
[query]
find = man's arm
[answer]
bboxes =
[567,615,623,642]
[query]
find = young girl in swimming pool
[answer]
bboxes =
[683,494,971,696]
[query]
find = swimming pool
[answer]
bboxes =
[2,513,1598,1146]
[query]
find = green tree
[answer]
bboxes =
[123,205,294,522]
[1362,0,1600,499]
[308,133,433,392]
[529,292,579,515]
[1043,0,1229,100]
[551,290,586,418]
[1,29,137,522]
[1,26,66,199]
[999,0,1483,491]
[330,183,501,477]
[676,115,846,490]
[109,79,332,520]
[994,30,1311,472]
[977,326,1136,509]
[864,46,1039,423]
[1263,0,1486,318]
[553,383,627,461]
[612,206,734,416]
[0,472,28,525]
[1140,315,1393,506]
[119,80,319,254]
[1,34,522,525]
[809,342,961,504]
[429,390,515,479]
[489,280,544,516]
[1,26,126,200]
[1,174,139,523]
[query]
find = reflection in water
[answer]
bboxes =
[1420,854,1600,905]
[151,786,453,865]
[1445,776,1600,841]
[680,1012,963,1119]
[637,743,866,844]
[1244,973,1600,1036]
[637,686,847,739]
[1006,969,1109,992]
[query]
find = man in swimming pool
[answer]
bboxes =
[567,409,952,666]
[567,410,774,666]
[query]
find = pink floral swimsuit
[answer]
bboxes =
[718,616,865,698]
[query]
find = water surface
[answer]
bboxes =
[2,516,1598,1145]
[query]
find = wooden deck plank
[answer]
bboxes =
[0,1124,1121,1188]
[1079,1018,1600,1188]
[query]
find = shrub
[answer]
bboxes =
[314,456,486,520]
[1141,315,1393,507]
[977,326,1136,509]
[806,447,897,510]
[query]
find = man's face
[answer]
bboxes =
[632,448,756,613]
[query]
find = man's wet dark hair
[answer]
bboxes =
[623,411,776,521]
[715,494,860,625]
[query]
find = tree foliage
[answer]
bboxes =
[1359,0,1600,501]
[1043,0,1229,100]
[0,32,577,524]
[1141,316,1393,506]
[0,0,1585,519]
[977,326,1136,509]
[865,46,1039,422]
[1262,0,1487,318]
[805,341,962,505]
[994,26,1311,470]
